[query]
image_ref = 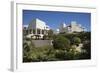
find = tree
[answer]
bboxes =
[23,39,35,62]
[53,36,70,50]
[23,40,31,62]
[48,29,54,39]
[23,29,28,36]
[72,37,81,46]
[82,41,91,59]
[55,50,67,60]
[77,32,91,42]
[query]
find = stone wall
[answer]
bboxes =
[32,40,53,47]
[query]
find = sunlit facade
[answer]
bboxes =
[59,21,85,33]
[23,18,50,38]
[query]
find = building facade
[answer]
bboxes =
[59,21,85,33]
[23,18,50,39]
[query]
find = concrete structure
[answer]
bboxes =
[32,40,53,47]
[24,18,50,39]
[59,21,85,33]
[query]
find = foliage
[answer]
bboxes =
[82,41,91,59]
[72,37,81,46]
[23,31,91,62]
[48,29,54,39]
[77,32,91,42]
[23,39,35,62]
[53,36,70,50]
[23,29,28,36]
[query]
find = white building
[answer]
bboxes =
[59,21,85,33]
[24,18,50,39]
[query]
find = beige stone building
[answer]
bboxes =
[59,21,85,33]
[23,18,50,39]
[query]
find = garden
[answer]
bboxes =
[23,31,91,62]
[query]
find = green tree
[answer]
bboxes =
[82,41,91,59]
[48,29,54,39]
[77,32,91,42]
[23,39,35,62]
[72,37,81,46]
[53,36,70,50]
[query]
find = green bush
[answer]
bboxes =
[55,50,67,60]
[23,39,35,62]
[66,51,75,60]
[72,37,81,46]
[82,41,91,59]
[53,36,70,50]
[48,29,54,40]
[76,32,91,42]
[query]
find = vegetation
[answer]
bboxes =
[82,41,91,59]
[23,32,91,62]
[48,29,53,39]
[53,36,70,50]
[72,37,81,46]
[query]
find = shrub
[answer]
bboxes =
[55,50,67,60]
[72,37,81,46]
[53,36,70,50]
[66,51,75,60]
[82,41,91,59]
[23,41,30,52]
[77,32,91,42]
[23,39,35,62]
[48,29,54,40]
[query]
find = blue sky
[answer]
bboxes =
[23,10,91,31]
